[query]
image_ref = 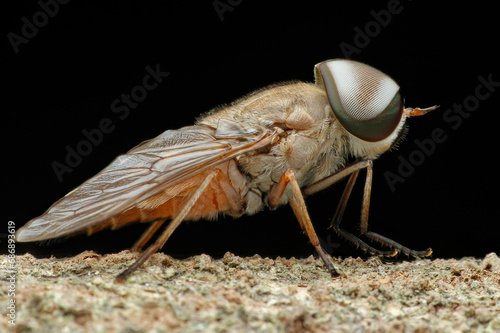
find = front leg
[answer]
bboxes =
[304,159,432,258]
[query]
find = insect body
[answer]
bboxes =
[17,59,437,281]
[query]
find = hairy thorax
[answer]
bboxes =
[198,81,351,214]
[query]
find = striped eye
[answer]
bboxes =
[315,59,404,142]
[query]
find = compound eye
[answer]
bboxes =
[315,59,404,142]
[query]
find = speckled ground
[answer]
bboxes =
[2,251,499,332]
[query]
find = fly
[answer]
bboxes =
[16,59,438,282]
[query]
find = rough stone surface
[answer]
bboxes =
[2,251,500,332]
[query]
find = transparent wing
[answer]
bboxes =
[17,125,276,242]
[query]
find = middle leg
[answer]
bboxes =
[268,169,340,277]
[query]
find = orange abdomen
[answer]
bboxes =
[86,164,243,236]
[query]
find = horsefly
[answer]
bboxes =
[17,59,437,282]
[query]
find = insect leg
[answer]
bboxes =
[338,161,398,256]
[302,159,372,196]
[359,163,432,257]
[115,171,217,283]
[331,170,359,228]
[332,167,397,256]
[288,197,306,233]
[304,159,397,256]
[269,169,340,277]
[364,231,433,257]
[315,160,432,257]
[130,218,167,252]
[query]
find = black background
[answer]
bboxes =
[3,1,498,260]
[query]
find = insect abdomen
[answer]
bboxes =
[87,162,247,236]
